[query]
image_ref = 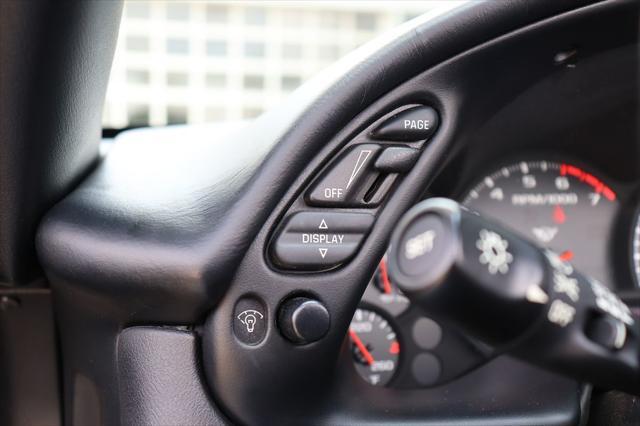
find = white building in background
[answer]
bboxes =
[102,1,437,129]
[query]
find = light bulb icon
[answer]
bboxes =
[237,309,264,334]
[245,314,256,332]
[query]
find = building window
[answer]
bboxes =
[167,106,188,125]
[126,69,150,85]
[245,7,266,25]
[206,40,227,57]
[243,75,264,90]
[244,42,265,58]
[281,75,302,91]
[319,11,340,29]
[282,43,302,59]
[318,45,341,61]
[167,3,189,21]
[127,103,150,126]
[126,36,149,52]
[205,73,227,88]
[167,72,188,87]
[126,2,150,19]
[206,106,226,122]
[355,12,378,31]
[206,5,228,23]
[242,107,263,119]
[166,38,189,55]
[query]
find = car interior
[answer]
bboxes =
[3,0,640,425]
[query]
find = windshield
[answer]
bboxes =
[102,1,443,130]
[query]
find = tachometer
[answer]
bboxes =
[349,308,400,386]
[462,161,618,284]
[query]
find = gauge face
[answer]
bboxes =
[349,308,400,386]
[371,258,410,316]
[462,161,618,284]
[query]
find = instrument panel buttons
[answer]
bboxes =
[271,211,374,270]
[371,105,439,142]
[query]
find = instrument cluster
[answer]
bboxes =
[348,156,640,388]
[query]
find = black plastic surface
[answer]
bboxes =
[233,297,267,346]
[307,144,383,207]
[0,0,122,284]
[374,147,421,173]
[271,211,374,270]
[0,287,60,426]
[278,297,330,344]
[371,105,439,142]
[117,327,228,426]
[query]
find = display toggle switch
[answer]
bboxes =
[271,211,374,270]
[306,144,382,207]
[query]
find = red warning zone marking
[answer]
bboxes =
[559,163,616,201]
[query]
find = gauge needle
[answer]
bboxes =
[349,329,375,366]
[553,205,566,224]
[559,250,574,261]
[379,259,393,294]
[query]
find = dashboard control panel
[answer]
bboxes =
[370,105,439,142]
[269,104,441,272]
[271,211,374,270]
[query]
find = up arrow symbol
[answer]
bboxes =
[318,248,328,258]
[319,219,328,230]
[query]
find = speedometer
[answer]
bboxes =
[462,160,618,284]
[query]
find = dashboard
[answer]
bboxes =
[26,1,640,425]
[349,150,640,389]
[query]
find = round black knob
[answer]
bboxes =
[278,297,330,345]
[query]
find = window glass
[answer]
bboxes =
[206,73,227,88]
[243,75,264,90]
[167,72,188,87]
[281,75,302,91]
[244,42,265,58]
[355,12,378,31]
[166,38,189,54]
[206,106,226,121]
[167,3,190,21]
[167,105,188,124]
[126,2,150,19]
[128,103,150,126]
[245,7,267,25]
[206,40,227,57]
[206,5,228,23]
[126,69,150,85]
[318,45,341,61]
[104,1,448,128]
[126,35,150,52]
[319,11,341,29]
[282,44,302,60]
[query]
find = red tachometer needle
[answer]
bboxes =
[553,205,566,224]
[559,250,574,261]
[349,329,375,366]
[379,258,393,295]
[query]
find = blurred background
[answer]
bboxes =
[102,1,444,130]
